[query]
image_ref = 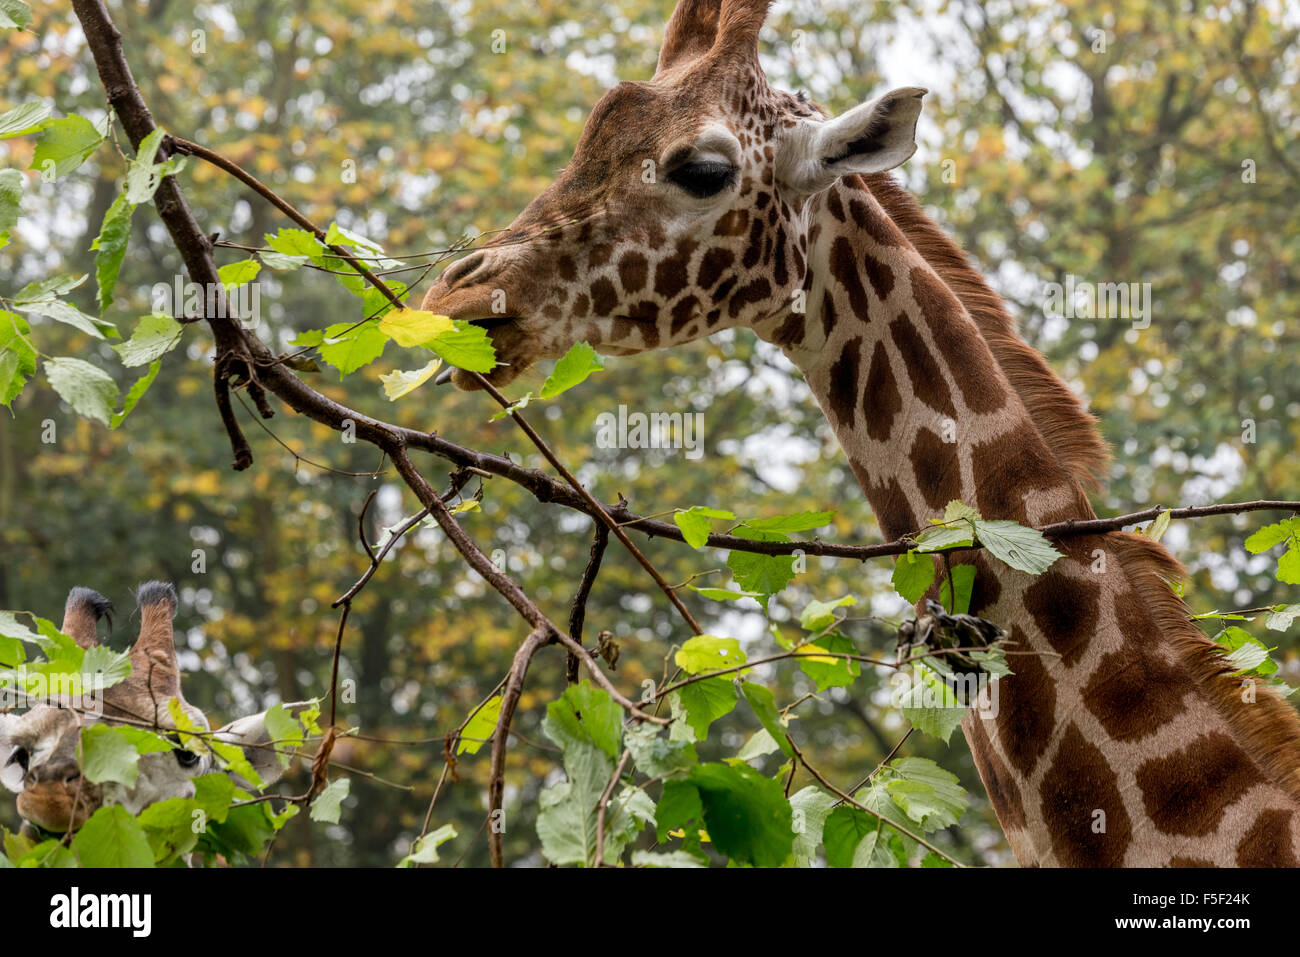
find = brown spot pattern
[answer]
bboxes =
[861,341,901,442]
[995,627,1058,777]
[1136,733,1263,837]
[1235,809,1296,866]
[909,426,962,511]
[1023,569,1100,668]
[909,265,1006,413]
[617,252,647,293]
[831,237,871,320]
[1082,644,1194,742]
[889,314,956,418]
[1040,723,1133,866]
[965,716,1027,832]
[827,336,861,430]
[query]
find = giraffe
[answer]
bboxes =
[0,582,293,834]
[420,0,1300,866]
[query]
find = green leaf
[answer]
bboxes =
[791,629,861,691]
[1265,604,1300,633]
[972,519,1061,575]
[30,115,103,179]
[537,710,624,865]
[123,127,185,204]
[15,297,114,340]
[736,727,781,761]
[539,341,604,399]
[203,802,276,857]
[0,102,49,138]
[823,806,881,868]
[91,191,135,313]
[739,681,793,758]
[1244,519,1297,554]
[938,564,977,615]
[1215,626,1274,675]
[898,662,967,743]
[741,510,836,534]
[799,594,857,632]
[291,322,387,377]
[457,695,502,755]
[137,797,202,863]
[191,773,236,824]
[265,227,326,259]
[726,528,797,602]
[1279,549,1300,586]
[625,721,696,778]
[45,357,119,426]
[396,823,458,867]
[112,313,183,367]
[685,763,793,867]
[631,849,706,868]
[675,634,747,675]
[688,585,760,602]
[674,506,736,549]
[0,168,21,233]
[217,259,261,289]
[79,724,169,788]
[72,805,155,868]
[381,358,443,400]
[262,703,304,770]
[892,550,935,604]
[428,323,496,372]
[545,681,623,760]
[309,778,350,824]
[110,359,161,429]
[0,310,36,407]
[881,757,968,832]
[1143,508,1172,542]
[0,0,32,30]
[789,786,835,866]
[671,677,737,742]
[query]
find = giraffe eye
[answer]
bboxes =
[667,160,736,198]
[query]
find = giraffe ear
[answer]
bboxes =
[778,87,926,195]
[0,713,23,793]
[214,702,315,790]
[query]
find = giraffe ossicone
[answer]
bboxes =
[0,582,297,835]
[422,0,1300,866]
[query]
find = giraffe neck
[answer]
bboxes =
[755,177,1300,866]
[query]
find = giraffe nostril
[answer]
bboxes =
[441,252,486,288]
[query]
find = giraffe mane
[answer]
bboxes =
[1110,533,1300,804]
[864,172,1111,492]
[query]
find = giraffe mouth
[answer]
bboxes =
[436,313,528,388]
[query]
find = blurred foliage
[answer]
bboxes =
[0,0,1296,865]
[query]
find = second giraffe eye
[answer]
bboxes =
[667,160,736,198]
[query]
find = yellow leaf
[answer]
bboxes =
[378,308,454,348]
[793,643,837,665]
[380,358,443,400]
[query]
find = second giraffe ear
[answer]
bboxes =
[777,87,926,195]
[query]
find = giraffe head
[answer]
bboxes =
[0,583,291,833]
[422,0,924,387]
